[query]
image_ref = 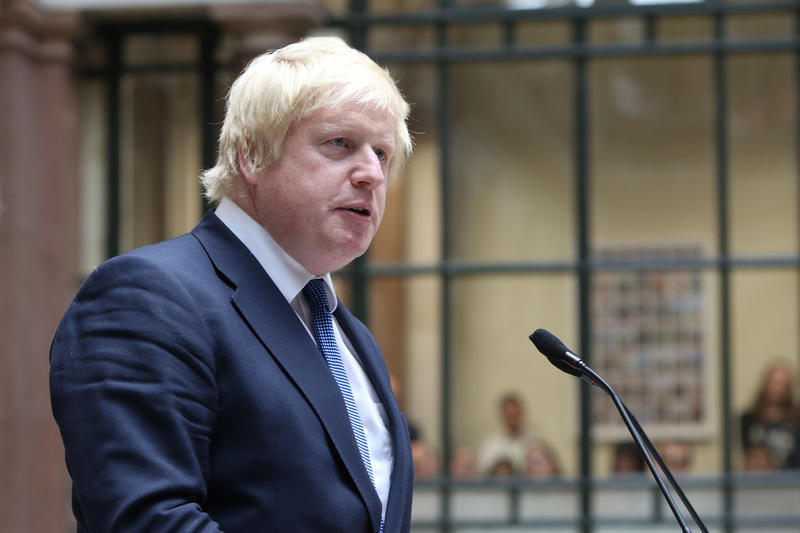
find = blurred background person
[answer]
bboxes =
[477,392,534,476]
[658,439,692,474]
[449,445,477,479]
[488,457,515,478]
[611,442,645,475]
[524,439,561,479]
[409,424,440,480]
[740,360,799,470]
[743,443,777,473]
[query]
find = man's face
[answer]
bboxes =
[243,105,394,275]
[502,399,523,435]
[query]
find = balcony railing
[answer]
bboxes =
[411,470,800,531]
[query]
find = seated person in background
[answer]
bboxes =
[409,423,440,479]
[785,426,800,469]
[740,360,799,470]
[489,457,515,478]
[524,439,561,479]
[612,442,645,475]
[743,443,777,472]
[477,392,534,476]
[449,445,477,479]
[658,439,692,473]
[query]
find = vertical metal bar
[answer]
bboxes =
[796,5,800,376]
[713,11,734,533]
[348,3,370,322]
[436,3,452,531]
[199,23,218,213]
[509,483,521,524]
[644,14,656,43]
[105,31,122,259]
[573,16,593,533]
[504,19,515,49]
[348,0,367,53]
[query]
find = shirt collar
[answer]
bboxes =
[214,196,338,311]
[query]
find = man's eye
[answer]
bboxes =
[374,148,386,161]
[331,138,346,147]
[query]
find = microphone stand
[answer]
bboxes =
[529,329,709,532]
[583,368,697,533]
[624,405,709,533]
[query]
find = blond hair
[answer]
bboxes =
[200,36,413,203]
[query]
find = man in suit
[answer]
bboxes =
[50,36,414,533]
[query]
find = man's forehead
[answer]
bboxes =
[311,104,392,124]
[307,106,396,141]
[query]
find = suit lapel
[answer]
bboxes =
[191,213,383,531]
[335,306,414,532]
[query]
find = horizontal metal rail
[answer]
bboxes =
[362,254,800,277]
[410,471,800,529]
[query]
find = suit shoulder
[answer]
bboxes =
[52,232,220,366]
[87,233,208,285]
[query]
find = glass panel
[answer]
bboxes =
[589,18,644,45]
[728,53,797,256]
[448,23,505,48]
[410,487,442,525]
[449,61,575,262]
[592,481,653,520]
[516,20,571,47]
[519,485,581,522]
[733,471,800,529]
[590,55,716,253]
[731,269,799,472]
[726,12,795,39]
[333,273,353,309]
[370,275,443,477]
[372,64,441,265]
[372,174,411,263]
[369,25,437,53]
[450,274,579,478]
[658,15,712,42]
[318,0,349,17]
[119,73,202,252]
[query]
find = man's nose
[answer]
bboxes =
[351,145,387,188]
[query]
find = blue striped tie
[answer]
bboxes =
[303,279,384,531]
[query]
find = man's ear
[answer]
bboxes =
[237,150,259,185]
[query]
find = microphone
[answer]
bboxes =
[530,328,607,390]
[529,328,708,533]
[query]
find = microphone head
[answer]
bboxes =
[529,328,584,378]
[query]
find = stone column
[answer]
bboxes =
[0,1,79,531]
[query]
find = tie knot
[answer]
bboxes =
[302,278,330,314]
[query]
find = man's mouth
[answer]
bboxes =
[344,206,370,217]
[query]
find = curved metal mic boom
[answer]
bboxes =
[529,328,708,533]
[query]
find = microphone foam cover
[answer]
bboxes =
[530,328,566,359]
[529,328,584,378]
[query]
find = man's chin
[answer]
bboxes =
[307,246,369,275]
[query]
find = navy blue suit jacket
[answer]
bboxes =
[50,212,413,533]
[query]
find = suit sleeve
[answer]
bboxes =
[50,254,225,532]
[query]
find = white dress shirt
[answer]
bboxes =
[215,197,393,518]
